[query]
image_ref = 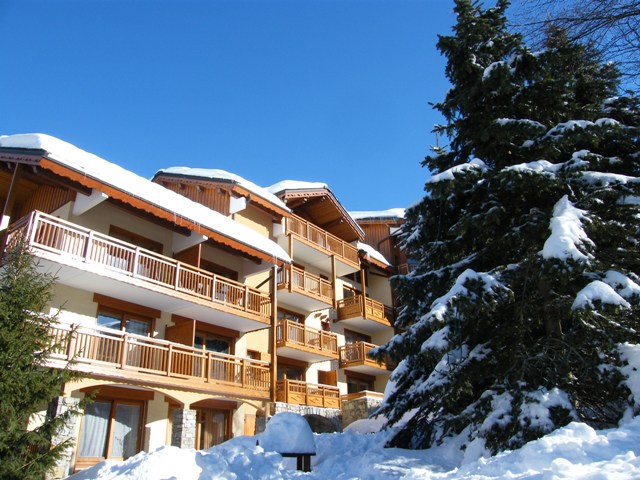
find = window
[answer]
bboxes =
[344,329,371,345]
[109,225,163,253]
[194,331,231,354]
[78,399,144,461]
[277,308,304,324]
[346,373,375,394]
[200,259,238,281]
[97,309,152,337]
[277,364,304,381]
[93,295,159,338]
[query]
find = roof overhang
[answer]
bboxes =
[274,187,365,243]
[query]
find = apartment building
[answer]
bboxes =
[0,134,399,476]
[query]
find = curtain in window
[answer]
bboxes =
[78,401,111,458]
[125,318,150,336]
[111,404,141,458]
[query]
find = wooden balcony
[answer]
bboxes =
[275,379,341,409]
[46,322,271,399]
[336,294,394,333]
[276,319,338,362]
[339,342,391,375]
[277,264,334,311]
[341,390,385,402]
[6,211,272,332]
[278,214,360,276]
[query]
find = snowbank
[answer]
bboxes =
[68,416,640,479]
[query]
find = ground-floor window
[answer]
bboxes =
[78,399,144,461]
[346,372,375,394]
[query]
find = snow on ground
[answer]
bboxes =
[69,414,640,479]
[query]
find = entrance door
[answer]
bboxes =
[195,408,229,449]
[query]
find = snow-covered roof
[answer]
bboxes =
[358,242,391,266]
[155,167,290,212]
[266,179,329,194]
[0,134,291,263]
[350,208,405,221]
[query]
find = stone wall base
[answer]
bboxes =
[342,395,383,428]
[268,402,342,432]
[46,396,81,480]
[171,409,197,449]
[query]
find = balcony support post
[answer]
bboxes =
[66,325,77,360]
[120,334,129,369]
[166,344,173,376]
[331,255,337,309]
[270,264,278,402]
[132,247,141,277]
[359,267,367,318]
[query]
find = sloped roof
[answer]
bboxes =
[154,167,290,217]
[349,208,405,222]
[267,179,365,242]
[0,134,291,264]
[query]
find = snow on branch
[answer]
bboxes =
[603,271,640,300]
[427,159,487,185]
[505,160,563,175]
[572,280,631,310]
[541,195,593,263]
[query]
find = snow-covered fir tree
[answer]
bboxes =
[375,0,640,455]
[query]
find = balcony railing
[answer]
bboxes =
[287,214,359,266]
[337,294,393,327]
[276,319,338,358]
[7,211,272,323]
[277,264,333,304]
[275,379,341,409]
[339,341,390,371]
[47,322,271,396]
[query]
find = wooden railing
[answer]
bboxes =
[275,379,341,409]
[7,211,272,323]
[277,264,333,304]
[276,319,338,357]
[48,322,271,394]
[336,294,393,326]
[339,341,389,370]
[341,390,385,402]
[287,214,359,266]
[396,263,411,275]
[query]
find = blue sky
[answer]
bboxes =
[0,0,456,211]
